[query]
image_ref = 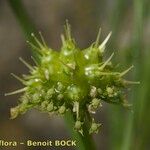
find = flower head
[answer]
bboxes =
[6,22,139,135]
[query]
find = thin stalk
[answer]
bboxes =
[121,0,144,150]
[7,0,39,58]
[135,52,150,150]
[7,1,96,150]
[7,0,37,41]
[108,1,128,150]
[65,110,96,150]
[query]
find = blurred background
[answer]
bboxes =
[0,0,150,149]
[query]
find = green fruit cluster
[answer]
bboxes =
[7,23,139,135]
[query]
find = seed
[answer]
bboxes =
[106,87,113,94]
[57,82,64,91]
[74,121,82,130]
[97,88,102,94]
[47,102,54,112]
[90,86,97,98]
[91,98,101,109]
[57,94,64,100]
[67,85,80,101]
[58,105,66,114]
[41,101,49,110]
[44,69,49,80]
[10,106,20,119]
[32,93,40,103]
[89,122,101,134]
[46,88,55,99]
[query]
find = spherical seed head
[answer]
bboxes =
[9,23,137,135]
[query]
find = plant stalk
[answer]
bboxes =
[65,110,96,150]
[7,0,39,58]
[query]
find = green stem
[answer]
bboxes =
[121,0,144,150]
[7,1,96,149]
[8,0,37,40]
[108,1,128,150]
[7,0,39,58]
[65,110,96,150]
